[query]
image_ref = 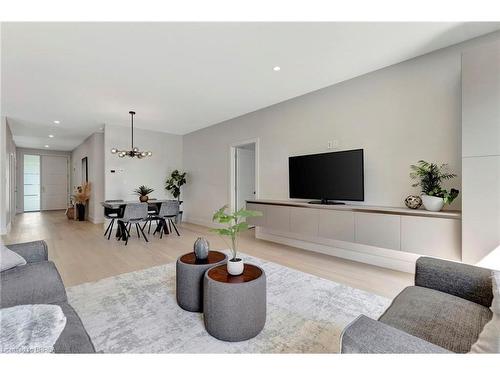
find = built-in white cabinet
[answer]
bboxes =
[401,216,461,260]
[354,212,400,250]
[246,203,267,226]
[462,40,500,265]
[290,207,319,237]
[265,205,290,232]
[247,200,462,272]
[318,210,355,242]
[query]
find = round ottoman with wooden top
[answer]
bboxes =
[203,263,266,342]
[176,251,227,312]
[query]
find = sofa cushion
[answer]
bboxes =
[379,286,492,353]
[53,303,95,353]
[1,244,27,272]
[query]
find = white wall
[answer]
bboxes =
[104,124,183,202]
[71,132,105,223]
[182,32,500,227]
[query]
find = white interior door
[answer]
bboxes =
[235,147,255,212]
[41,155,69,210]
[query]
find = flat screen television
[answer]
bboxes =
[288,149,364,204]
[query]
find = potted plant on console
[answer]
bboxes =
[210,205,262,275]
[410,160,459,212]
[133,185,154,202]
[72,182,91,221]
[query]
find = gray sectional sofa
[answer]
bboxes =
[1,241,95,353]
[341,257,494,353]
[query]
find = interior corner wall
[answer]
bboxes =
[182,31,500,228]
[0,117,16,235]
[104,124,183,202]
[71,132,105,224]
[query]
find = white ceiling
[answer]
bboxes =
[2,22,500,151]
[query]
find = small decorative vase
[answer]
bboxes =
[139,195,149,202]
[421,195,444,212]
[404,195,422,209]
[193,237,209,261]
[227,258,244,276]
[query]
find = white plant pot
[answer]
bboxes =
[421,195,444,212]
[227,258,244,276]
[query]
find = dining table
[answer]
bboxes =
[101,200,182,241]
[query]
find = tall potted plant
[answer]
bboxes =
[165,170,187,202]
[210,205,262,275]
[133,185,154,202]
[410,160,459,212]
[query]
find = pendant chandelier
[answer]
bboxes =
[111,111,152,158]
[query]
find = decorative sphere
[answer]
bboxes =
[404,195,422,209]
[111,148,118,154]
[133,147,139,152]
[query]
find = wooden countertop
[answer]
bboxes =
[246,199,461,219]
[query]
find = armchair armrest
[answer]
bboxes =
[6,240,48,263]
[415,257,493,307]
[340,315,450,353]
[0,261,67,308]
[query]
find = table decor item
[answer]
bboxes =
[409,160,459,212]
[133,185,154,202]
[193,237,210,261]
[210,205,262,275]
[404,195,422,209]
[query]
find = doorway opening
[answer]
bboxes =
[230,139,259,222]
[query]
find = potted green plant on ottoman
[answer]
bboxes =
[211,205,262,275]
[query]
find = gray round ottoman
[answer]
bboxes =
[203,263,266,342]
[176,251,227,312]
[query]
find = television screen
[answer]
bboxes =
[288,149,364,202]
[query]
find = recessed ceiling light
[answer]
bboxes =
[49,134,54,138]
[273,66,281,71]
[53,120,60,124]
[44,145,49,148]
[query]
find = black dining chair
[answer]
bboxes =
[153,200,181,238]
[103,200,124,240]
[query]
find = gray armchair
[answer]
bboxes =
[341,257,494,354]
[1,240,95,353]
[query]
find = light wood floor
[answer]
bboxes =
[1,211,413,298]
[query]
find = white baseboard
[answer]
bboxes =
[183,216,225,229]
[89,216,105,224]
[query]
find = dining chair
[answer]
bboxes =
[153,200,180,238]
[103,200,124,240]
[118,202,149,245]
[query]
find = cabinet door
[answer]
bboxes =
[355,212,400,250]
[401,216,461,260]
[245,203,266,226]
[290,207,319,236]
[266,205,291,232]
[318,210,355,242]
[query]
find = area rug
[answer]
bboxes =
[66,253,390,353]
